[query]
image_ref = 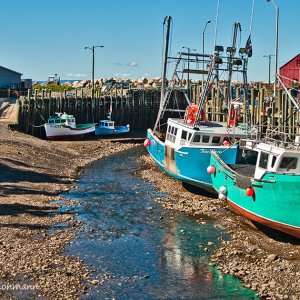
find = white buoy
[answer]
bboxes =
[219,186,227,195]
[218,193,226,200]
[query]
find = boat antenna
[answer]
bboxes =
[213,0,220,50]
[249,0,255,36]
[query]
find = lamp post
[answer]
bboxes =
[182,46,196,100]
[84,45,104,98]
[263,55,275,86]
[202,19,211,93]
[266,0,279,100]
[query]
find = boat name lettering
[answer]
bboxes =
[200,149,223,154]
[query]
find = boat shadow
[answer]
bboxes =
[251,221,300,245]
[182,182,215,198]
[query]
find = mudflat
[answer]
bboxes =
[140,154,300,300]
[0,124,137,299]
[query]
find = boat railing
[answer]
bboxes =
[211,150,238,176]
[259,129,300,149]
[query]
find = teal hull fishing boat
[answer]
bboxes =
[209,76,300,239]
[145,15,255,192]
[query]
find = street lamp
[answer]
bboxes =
[266,0,279,100]
[182,46,197,100]
[84,45,104,98]
[263,54,275,86]
[202,19,211,93]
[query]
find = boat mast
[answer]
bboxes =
[153,16,172,133]
[161,16,172,105]
[226,22,241,107]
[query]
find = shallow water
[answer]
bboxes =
[61,147,257,299]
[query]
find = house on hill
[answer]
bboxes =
[279,54,300,87]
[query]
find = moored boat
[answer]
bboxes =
[210,137,300,239]
[95,120,130,135]
[145,17,255,192]
[44,113,95,140]
[209,76,300,238]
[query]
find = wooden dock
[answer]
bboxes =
[18,84,300,139]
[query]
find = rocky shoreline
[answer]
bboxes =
[0,124,138,299]
[1,122,300,299]
[139,154,300,300]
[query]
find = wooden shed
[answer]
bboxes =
[279,54,300,87]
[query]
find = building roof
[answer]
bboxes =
[279,54,300,70]
[0,66,23,76]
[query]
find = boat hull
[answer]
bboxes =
[44,124,95,140]
[146,129,238,192]
[210,152,300,239]
[95,125,130,135]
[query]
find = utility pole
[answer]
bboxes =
[266,0,279,100]
[84,45,104,98]
[263,54,275,86]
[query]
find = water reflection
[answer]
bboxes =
[61,148,257,299]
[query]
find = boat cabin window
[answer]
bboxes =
[54,119,61,123]
[212,136,221,144]
[279,157,298,171]
[181,130,192,142]
[271,156,277,168]
[258,152,269,169]
[49,120,55,124]
[192,134,201,143]
[108,122,114,127]
[181,130,187,140]
[202,135,210,143]
[166,126,177,143]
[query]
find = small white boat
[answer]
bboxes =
[44,113,95,140]
[95,119,130,135]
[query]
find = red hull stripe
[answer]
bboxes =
[226,198,300,239]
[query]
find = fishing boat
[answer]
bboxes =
[209,75,300,238]
[145,17,255,192]
[44,113,95,140]
[95,98,130,135]
[95,120,130,135]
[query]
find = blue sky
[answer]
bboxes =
[0,0,298,81]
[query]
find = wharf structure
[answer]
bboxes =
[17,81,300,139]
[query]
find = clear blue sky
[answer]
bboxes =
[0,0,298,81]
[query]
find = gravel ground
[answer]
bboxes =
[139,154,300,300]
[2,121,300,300]
[0,124,138,299]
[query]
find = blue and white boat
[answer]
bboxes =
[145,18,255,193]
[95,120,130,135]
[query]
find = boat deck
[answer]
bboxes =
[228,164,256,177]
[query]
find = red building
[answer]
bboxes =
[279,54,300,87]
